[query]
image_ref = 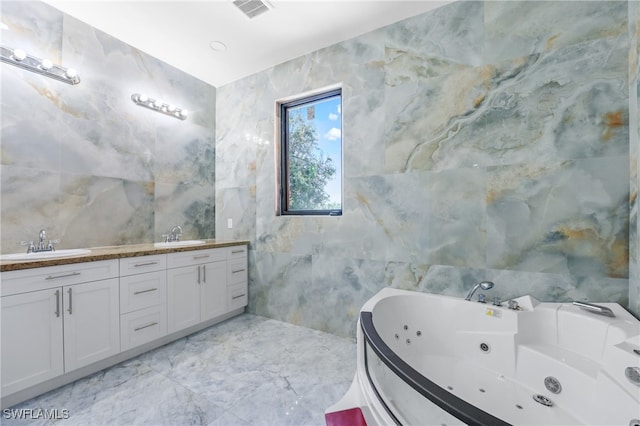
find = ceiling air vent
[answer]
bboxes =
[233,0,271,19]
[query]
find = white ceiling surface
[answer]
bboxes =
[44,0,451,87]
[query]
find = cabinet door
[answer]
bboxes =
[63,278,120,372]
[1,289,64,395]
[201,261,227,322]
[167,265,201,333]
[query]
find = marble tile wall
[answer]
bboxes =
[0,1,216,252]
[215,0,637,337]
[630,0,640,317]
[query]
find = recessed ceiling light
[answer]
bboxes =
[209,41,227,52]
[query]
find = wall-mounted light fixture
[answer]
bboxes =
[0,45,80,85]
[131,93,188,120]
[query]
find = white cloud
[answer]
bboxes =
[329,112,338,121]
[325,128,341,140]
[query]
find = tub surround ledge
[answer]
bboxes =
[0,240,250,272]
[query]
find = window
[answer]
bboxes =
[279,88,342,216]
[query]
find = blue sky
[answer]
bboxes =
[308,95,342,206]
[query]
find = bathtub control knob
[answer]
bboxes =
[508,300,519,310]
[492,297,502,306]
[477,294,486,303]
[544,376,562,394]
[625,367,640,386]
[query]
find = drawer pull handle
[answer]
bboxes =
[232,268,246,274]
[134,288,158,295]
[134,261,158,267]
[203,265,206,283]
[54,290,61,318]
[46,271,81,280]
[231,249,245,254]
[193,254,210,260]
[134,321,158,332]
[232,293,246,300]
[67,288,73,315]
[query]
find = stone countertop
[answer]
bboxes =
[0,239,250,272]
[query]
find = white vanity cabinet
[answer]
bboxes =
[1,242,248,409]
[1,260,120,395]
[119,254,168,351]
[166,249,228,333]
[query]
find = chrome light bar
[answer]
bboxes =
[131,93,188,121]
[0,45,80,85]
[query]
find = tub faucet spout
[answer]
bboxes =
[465,281,494,301]
[572,301,615,318]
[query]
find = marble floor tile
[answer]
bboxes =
[4,314,357,426]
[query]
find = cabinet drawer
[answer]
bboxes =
[119,254,166,276]
[120,271,167,314]
[228,283,247,310]
[227,245,247,260]
[120,305,167,351]
[228,258,247,286]
[1,260,119,297]
[166,248,226,269]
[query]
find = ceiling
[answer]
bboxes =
[43,0,451,87]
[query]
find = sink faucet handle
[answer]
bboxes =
[20,240,36,254]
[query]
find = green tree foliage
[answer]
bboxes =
[287,109,336,210]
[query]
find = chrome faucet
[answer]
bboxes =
[572,301,615,318]
[164,225,183,243]
[22,228,57,253]
[465,280,494,301]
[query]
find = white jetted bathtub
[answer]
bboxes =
[325,288,640,426]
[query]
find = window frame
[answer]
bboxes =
[278,88,342,216]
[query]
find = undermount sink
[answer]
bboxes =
[153,240,206,248]
[1,248,91,261]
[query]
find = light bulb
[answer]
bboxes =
[40,59,53,70]
[65,68,79,84]
[167,104,176,112]
[138,94,148,103]
[12,49,26,61]
[179,109,188,119]
[153,100,163,109]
